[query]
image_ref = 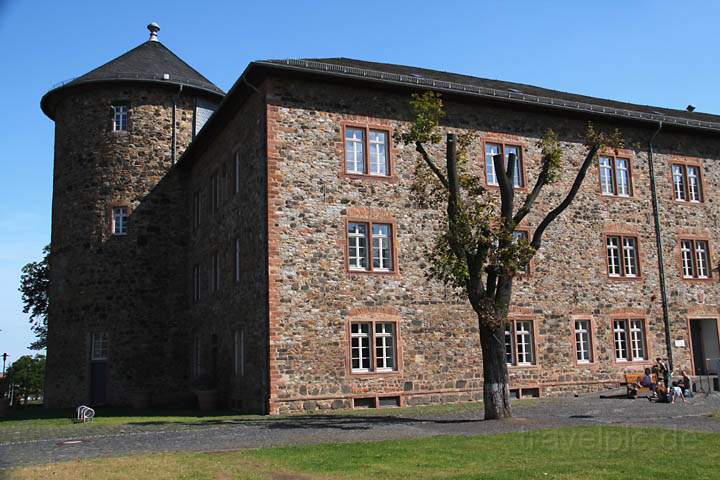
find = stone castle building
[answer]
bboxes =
[42,24,720,414]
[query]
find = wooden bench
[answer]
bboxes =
[623,373,657,398]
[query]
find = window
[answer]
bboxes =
[192,263,201,303]
[350,321,398,373]
[485,143,524,188]
[192,190,201,230]
[211,252,220,293]
[192,335,200,377]
[344,126,390,176]
[347,221,394,272]
[234,152,241,194]
[91,332,108,361]
[210,171,220,213]
[606,235,639,278]
[613,319,646,361]
[111,207,128,235]
[599,155,632,196]
[504,320,535,366]
[235,238,241,283]
[672,164,703,202]
[574,319,593,363]
[112,105,128,132]
[680,239,711,279]
[512,230,530,274]
[233,329,244,376]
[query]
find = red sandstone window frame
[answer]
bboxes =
[504,316,538,368]
[676,235,714,282]
[341,123,394,180]
[610,317,650,364]
[603,233,642,280]
[597,150,635,199]
[344,218,399,275]
[482,140,528,190]
[345,318,402,376]
[670,158,704,204]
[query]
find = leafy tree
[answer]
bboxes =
[397,92,622,419]
[19,245,50,350]
[5,354,45,404]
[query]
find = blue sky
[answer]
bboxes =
[0,0,718,365]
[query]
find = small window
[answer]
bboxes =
[91,332,108,361]
[504,320,535,366]
[574,319,593,363]
[599,155,632,197]
[211,252,220,293]
[613,319,646,361]
[485,143,524,188]
[512,230,530,274]
[350,321,398,373]
[192,263,201,303]
[111,207,128,236]
[347,221,394,273]
[680,239,711,279]
[192,190,201,230]
[233,329,244,376]
[672,164,703,202]
[234,152,241,194]
[235,238,241,283]
[344,126,390,177]
[210,171,220,214]
[606,235,639,278]
[192,335,201,377]
[112,105,128,132]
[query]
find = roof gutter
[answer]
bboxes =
[646,122,674,371]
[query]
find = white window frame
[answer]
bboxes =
[372,224,393,272]
[599,155,632,197]
[672,164,687,201]
[485,143,524,188]
[505,319,535,366]
[673,164,703,203]
[574,319,593,363]
[681,239,711,279]
[345,127,365,174]
[91,332,108,361]
[681,240,695,278]
[111,207,129,236]
[347,222,368,271]
[599,156,615,195]
[606,236,621,276]
[368,130,389,176]
[614,319,646,362]
[629,319,646,361]
[613,320,629,361]
[350,322,372,372]
[696,240,710,278]
[607,235,639,278]
[350,321,398,373]
[112,105,128,132]
[687,166,702,202]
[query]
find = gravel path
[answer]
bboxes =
[2,390,719,469]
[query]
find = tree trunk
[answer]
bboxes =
[478,320,512,419]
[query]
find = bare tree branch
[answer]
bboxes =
[492,153,514,226]
[416,141,448,189]
[530,144,599,249]
[513,160,551,225]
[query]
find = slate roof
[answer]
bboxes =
[42,40,224,118]
[255,57,720,133]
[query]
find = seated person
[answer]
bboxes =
[636,368,658,397]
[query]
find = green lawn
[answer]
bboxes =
[7,426,720,479]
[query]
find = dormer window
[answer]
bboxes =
[111,207,128,235]
[112,105,128,132]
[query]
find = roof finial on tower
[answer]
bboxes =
[147,23,160,41]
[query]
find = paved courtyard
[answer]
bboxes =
[1,390,719,469]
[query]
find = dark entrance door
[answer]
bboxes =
[689,319,720,375]
[90,361,107,404]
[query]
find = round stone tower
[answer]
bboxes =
[41,24,224,407]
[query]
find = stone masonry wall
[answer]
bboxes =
[263,76,719,413]
[184,85,269,413]
[45,84,215,407]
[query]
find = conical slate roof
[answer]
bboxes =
[41,37,224,119]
